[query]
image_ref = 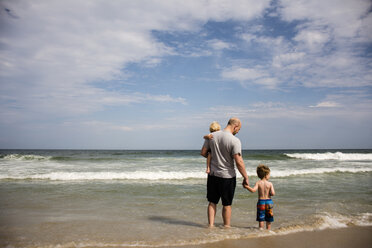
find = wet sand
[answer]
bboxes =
[181,226,372,248]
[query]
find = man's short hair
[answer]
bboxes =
[228,117,240,127]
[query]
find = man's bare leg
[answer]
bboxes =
[259,221,264,230]
[208,202,216,227]
[222,205,231,227]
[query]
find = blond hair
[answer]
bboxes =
[256,164,271,179]
[209,121,221,132]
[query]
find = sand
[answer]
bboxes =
[179,226,372,248]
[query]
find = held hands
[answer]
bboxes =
[242,178,249,189]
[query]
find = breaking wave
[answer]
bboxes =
[285,152,372,161]
[2,154,52,161]
[1,167,371,181]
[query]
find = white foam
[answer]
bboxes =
[1,165,371,181]
[0,171,208,181]
[274,212,372,236]
[317,213,349,230]
[285,152,372,161]
[272,167,372,178]
[3,154,51,161]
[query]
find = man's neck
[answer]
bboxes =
[224,126,233,134]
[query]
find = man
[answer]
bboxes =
[200,117,249,228]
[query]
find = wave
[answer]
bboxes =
[272,167,372,178]
[0,153,123,162]
[0,153,204,163]
[1,154,52,161]
[275,212,372,236]
[0,171,207,181]
[1,166,371,181]
[285,152,372,161]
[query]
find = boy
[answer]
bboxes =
[204,121,221,174]
[243,164,275,230]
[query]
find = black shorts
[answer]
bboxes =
[207,175,236,206]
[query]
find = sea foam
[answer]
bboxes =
[285,152,372,161]
[272,167,372,178]
[1,166,370,181]
[2,154,52,161]
[0,171,207,181]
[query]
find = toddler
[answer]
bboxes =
[204,121,221,174]
[244,164,275,230]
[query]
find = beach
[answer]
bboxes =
[0,149,371,247]
[189,226,372,248]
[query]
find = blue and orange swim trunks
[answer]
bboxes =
[256,199,274,222]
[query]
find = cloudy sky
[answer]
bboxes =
[0,0,371,149]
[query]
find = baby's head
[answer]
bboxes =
[256,164,270,179]
[209,121,221,133]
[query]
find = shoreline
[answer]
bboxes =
[180,226,372,248]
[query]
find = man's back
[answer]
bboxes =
[206,130,242,178]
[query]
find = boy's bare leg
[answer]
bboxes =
[222,205,231,227]
[266,222,271,230]
[208,202,216,227]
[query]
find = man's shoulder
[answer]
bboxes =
[215,131,240,140]
[215,130,232,137]
[211,130,225,139]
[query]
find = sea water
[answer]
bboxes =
[0,149,371,247]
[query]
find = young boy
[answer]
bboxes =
[203,121,221,174]
[243,164,275,230]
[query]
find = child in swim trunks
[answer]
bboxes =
[243,164,275,230]
[203,121,221,174]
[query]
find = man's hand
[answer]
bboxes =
[242,178,249,187]
[203,134,214,140]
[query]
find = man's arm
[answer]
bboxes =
[234,153,249,185]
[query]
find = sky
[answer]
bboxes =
[0,0,371,150]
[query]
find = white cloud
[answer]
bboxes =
[231,0,372,89]
[272,52,306,68]
[222,67,266,81]
[310,101,341,108]
[0,0,270,121]
[294,29,331,51]
[241,34,288,53]
[0,0,371,149]
[221,67,280,89]
[207,39,233,50]
[278,0,371,39]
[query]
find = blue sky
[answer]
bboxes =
[0,0,371,149]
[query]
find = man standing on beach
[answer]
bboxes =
[201,117,249,228]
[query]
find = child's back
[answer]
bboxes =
[256,180,274,199]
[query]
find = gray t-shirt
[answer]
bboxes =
[203,130,242,178]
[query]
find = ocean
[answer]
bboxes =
[0,149,371,247]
